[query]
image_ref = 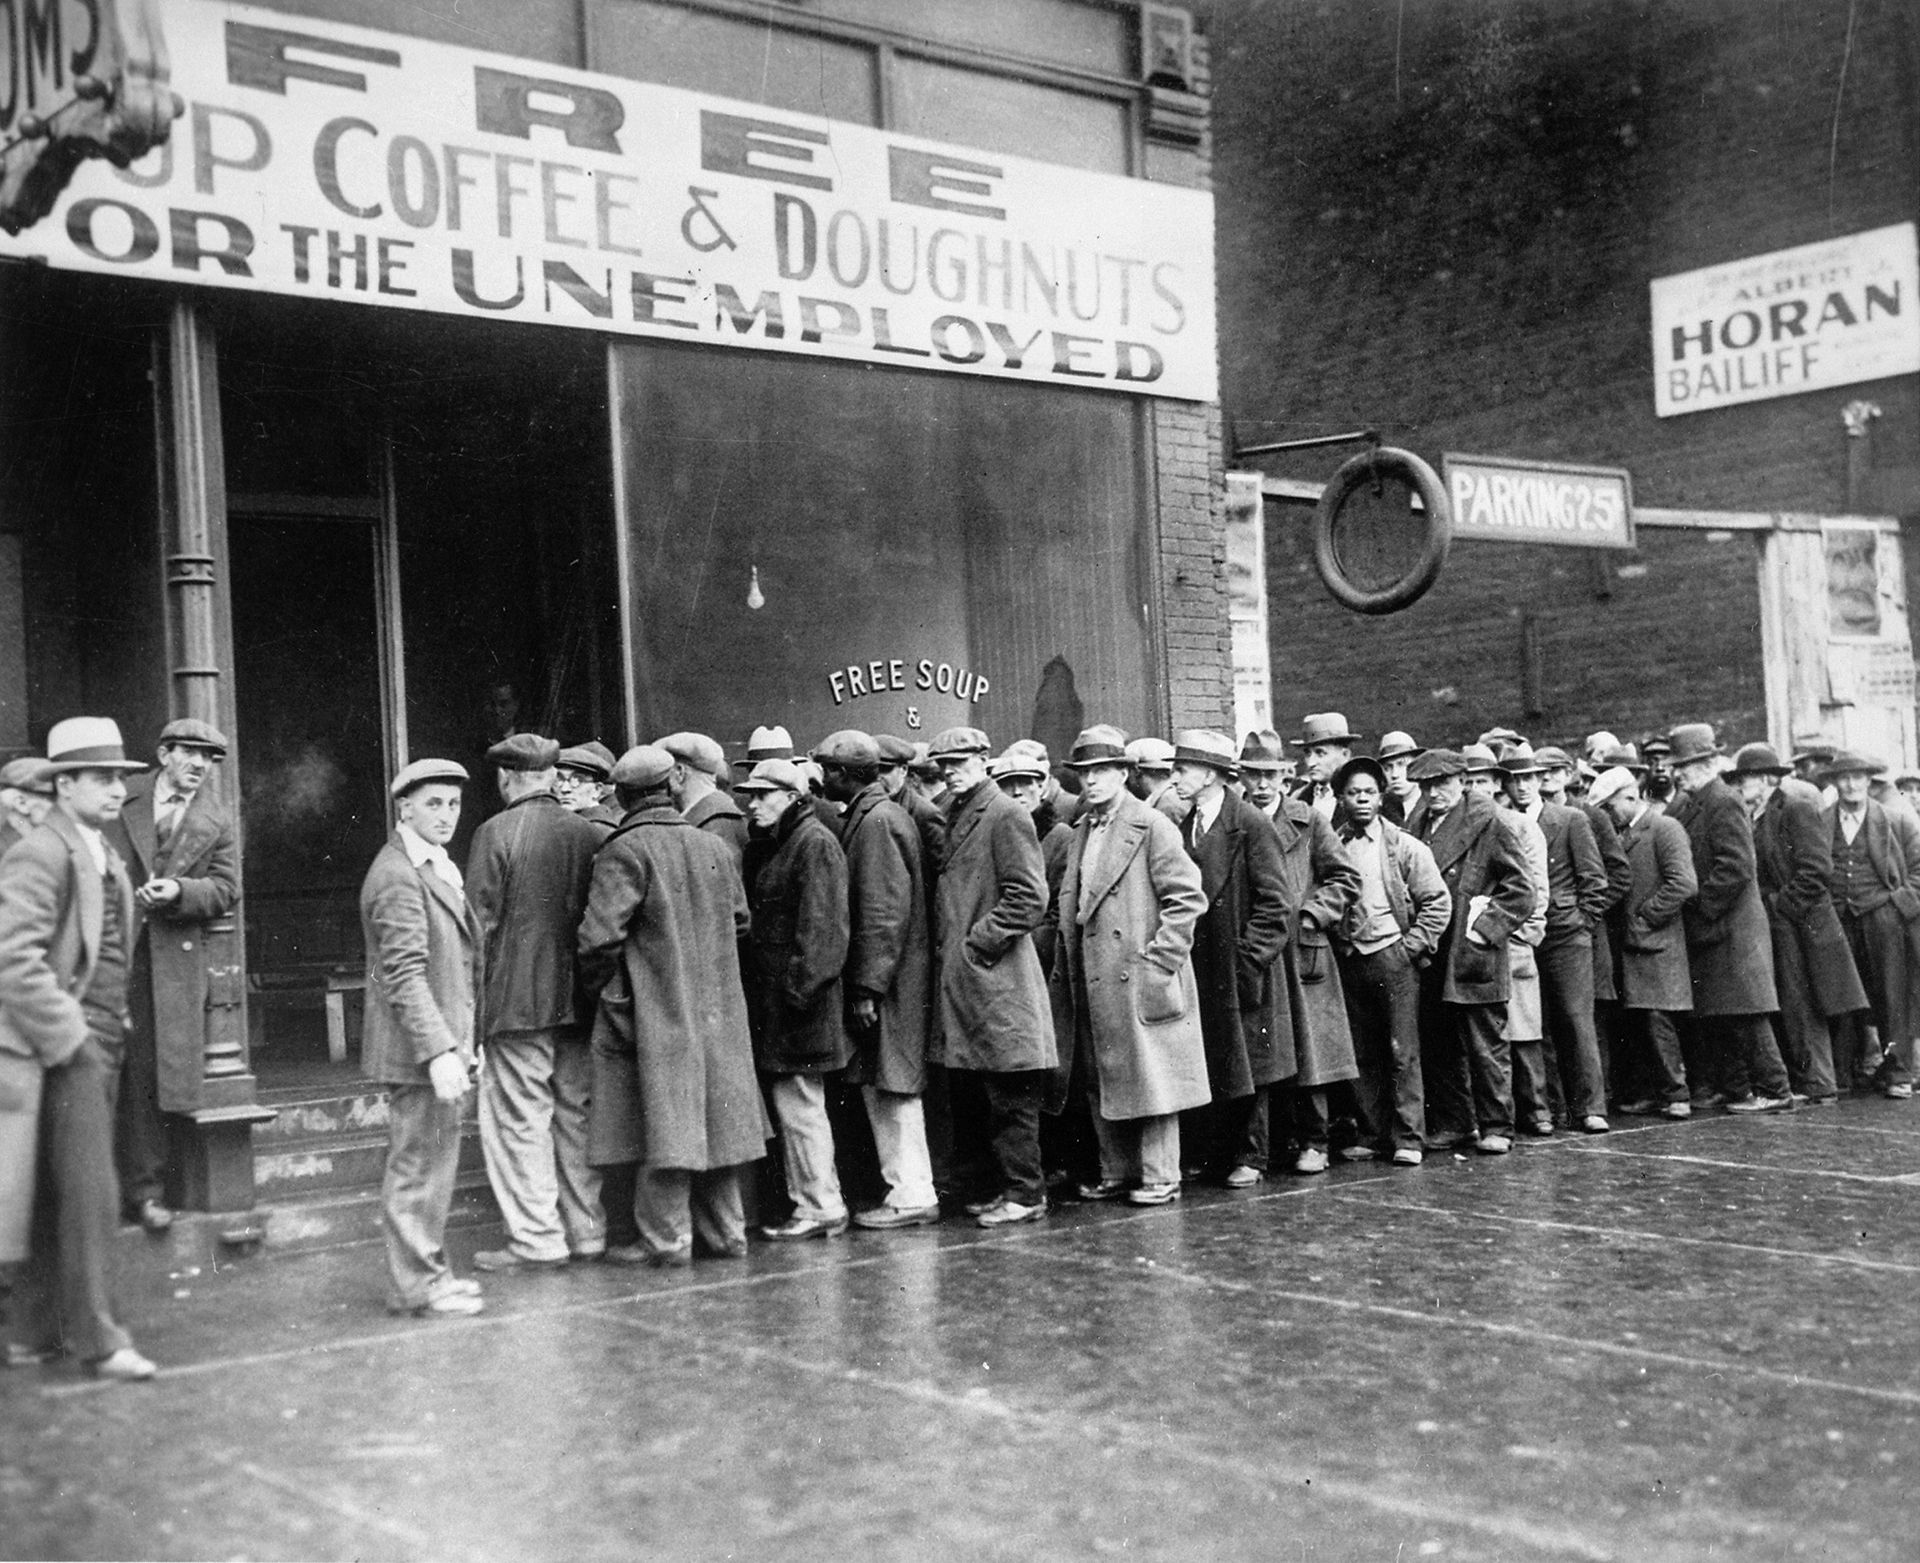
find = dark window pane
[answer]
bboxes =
[891,56,1130,174]
[247,0,582,63]
[814,0,1131,76]
[590,2,879,124]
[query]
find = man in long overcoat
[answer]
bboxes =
[736,758,852,1240]
[578,745,769,1266]
[1822,749,1920,1098]
[1590,768,1697,1114]
[1731,743,1864,1105]
[1662,724,1792,1113]
[0,718,155,1379]
[465,733,606,1272]
[1049,728,1209,1205]
[1405,749,1536,1153]
[1165,730,1288,1186]
[815,731,937,1229]
[105,718,238,1234]
[928,726,1056,1226]
[1538,746,1631,1099]
[361,759,485,1318]
[660,733,749,874]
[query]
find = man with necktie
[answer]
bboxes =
[1291,713,1360,823]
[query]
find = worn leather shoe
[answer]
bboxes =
[1224,1164,1264,1187]
[472,1248,569,1273]
[88,1347,157,1382]
[1580,1115,1610,1134]
[1660,1100,1693,1119]
[1725,1094,1793,1114]
[1476,1134,1512,1155]
[760,1214,850,1241]
[392,1288,484,1318]
[1391,1147,1424,1167]
[135,1199,173,1235]
[1616,1098,1661,1116]
[1337,1145,1377,1162]
[1127,1182,1181,1205]
[1883,1082,1914,1100]
[977,1197,1046,1227]
[963,1195,1004,1217]
[1292,1148,1329,1175]
[853,1204,941,1230]
[1076,1179,1130,1202]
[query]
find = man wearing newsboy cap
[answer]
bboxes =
[0,718,157,1379]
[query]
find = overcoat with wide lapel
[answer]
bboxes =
[1048,788,1209,1119]
[1268,798,1362,1086]
[1407,790,1534,1005]
[839,783,931,1096]
[1666,778,1778,1016]
[1573,797,1631,1001]
[1615,806,1697,1012]
[1180,787,1290,1097]
[358,834,482,1085]
[933,781,1056,1074]
[108,776,239,1113]
[745,802,852,1076]
[1756,789,1866,1019]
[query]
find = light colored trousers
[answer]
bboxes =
[633,1165,746,1259]
[1086,1060,1181,1185]
[862,1086,937,1209]
[479,1032,604,1261]
[769,1073,846,1223]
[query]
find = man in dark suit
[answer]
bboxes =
[1732,743,1865,1106]
[466,734,607,1273]
[105,718,238,1236]
[1537,746,1631,1101]
[1167,729,1289,1186]
[0,718,155,1380]
[1663,724,1792,1114]
[1823,750,1920,1098]
[1237,731,1287,826]
[1291,712,1359,822]
[362,758,485,1318]
[1404,748,1536,1153]
[1500,745,1613,1134]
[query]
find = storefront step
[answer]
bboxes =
[253,1125,485,1201]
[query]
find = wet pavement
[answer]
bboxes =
[4,1101,1918,1562]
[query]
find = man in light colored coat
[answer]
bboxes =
[1590,768,1698,1115]
[361,759,484,1318]
[0,718,155,1380]
[929,726,1057,1227]
[465,734,606,1273]
[1051,726,1210,1206]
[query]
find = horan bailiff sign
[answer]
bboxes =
[1651,223,1920,418]
[1442,454,1634,550]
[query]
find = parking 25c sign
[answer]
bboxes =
[1651,223,1920,418]
[1442,455,1634,550]
[0,0,1218,401]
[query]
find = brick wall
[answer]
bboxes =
[1151,28,1235,734]
[1198,0,1920,745]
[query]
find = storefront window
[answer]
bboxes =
[889,56,1132,175]
[611,341,1154,761]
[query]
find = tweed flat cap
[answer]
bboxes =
[1127,737,1177,770]
[812,730,881,767]
[992,747,1047,781]
[927,726,992,761]
[874,734,917,765]
[1407,748,1468,781]
[556,745,612,781]
[1532,746,1575,771]
[488,733,561,771]
[158,717,229,756]
[657,732,726,776]
[0,757,54,795]
[1586,766,1638,807]
[390,757,468,798]
[735,757,808,794]
[612,744,674,790]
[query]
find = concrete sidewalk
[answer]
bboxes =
[5,1102,1918,1561]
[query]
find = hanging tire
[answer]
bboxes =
[1312,447,1453,615]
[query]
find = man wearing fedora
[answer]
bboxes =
[1164,729,1288,1186]
[465,734,607,1273]
[104,717,238,1237]
[928,726,1056,1227]
[362,758,486,1317]
[1501,745,1612,1134]
[1331,755,1451,1164]
[0,717,157,1379]
[1050,726,1210,1204]
[1404,748,1536,1153]
[1376,732,1424,826]
[1291,713,1360,822]
[0,757,54,854]
[735,757,853,1240]
[1589,767,1697,1116]
[1822,750,1920,1098]
[1237,732,1287,826]
[579,746,771,1265]
[1664,724,1794,1114]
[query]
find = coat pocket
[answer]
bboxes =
[1134,962,1187,1024]
[1296,934,1330,985]
[1235,951,1269,1011]
[1454,937,1498,986]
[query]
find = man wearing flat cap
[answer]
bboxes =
[105,717,239,1235]
[578,746,770,1265]
[928,726,1057,1226]
[736,758,853,1239]
[0,719,158,1379]
[465,735,607,1273]
[1125,737,1178,812]
[877,734,947,883]
[658,733,748,875]
[1822,750,1920,1098]
[1164,730,1290,1186]
[1291,713,1360,822]
[1663,724,1794,1114]
[1048,725,1208,1205]
[361,758,484,1317]
[815,732,938,1228]
[0,758,53,855]
[556,744,618,833]
[1404,747,1536,1153]
[1729,743,1862,1107]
